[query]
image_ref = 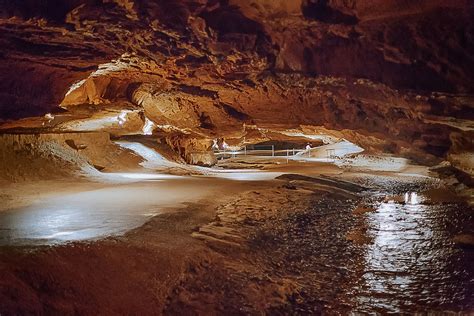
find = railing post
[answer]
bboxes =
[272,145,274,157]
[293,148,295,156]
[287,149,289,163]
[244,145,247,156]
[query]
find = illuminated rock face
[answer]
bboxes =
[0,1,473,169]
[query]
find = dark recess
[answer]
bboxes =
[301,0,358,25]
[218,103,250,121]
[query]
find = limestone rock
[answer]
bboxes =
[0,0,473,167]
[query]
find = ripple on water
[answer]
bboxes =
[354,192,474,313]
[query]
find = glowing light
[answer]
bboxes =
[404,192,419,205]
[142,117,155,135]
[117,111,127,126]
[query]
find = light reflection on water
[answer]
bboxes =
[0,178,222,246]
[355,192,473,313]
[404,191,419,205]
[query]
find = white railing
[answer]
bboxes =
[213,145,307,160]
[212,145,359,161]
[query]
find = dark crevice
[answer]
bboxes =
[218,103,250,121]
[177,85,218,99]
[301,0,358,25]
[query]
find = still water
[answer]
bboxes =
[354,191,474,313]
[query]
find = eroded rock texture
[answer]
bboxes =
[0,0,473,170]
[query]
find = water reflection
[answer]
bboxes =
[0,178,226,246]
[356,192,474,313]
[404,192,419,205]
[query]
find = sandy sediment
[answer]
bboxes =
[0,132,145,182]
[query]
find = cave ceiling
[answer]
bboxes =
[0,0,473,166]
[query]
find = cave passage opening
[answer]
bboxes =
[211,137,365,163]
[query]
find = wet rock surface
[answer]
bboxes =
[0,173,472,314]
[355,195,474,313]
[166,174,474,314]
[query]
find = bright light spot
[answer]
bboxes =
[61,110,134,131]
[115,141,166,162]
[117,111,128,126]
[114,141,177,169]
[64,79,86,96]
[294,140,364,160]
[113,173,182,180]
[404,192,419,205]
[142,117,155,135]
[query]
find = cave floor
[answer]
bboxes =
[0,161,473,314]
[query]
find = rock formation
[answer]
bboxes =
[0,0,473,173]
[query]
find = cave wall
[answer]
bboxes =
[0,0,473,166]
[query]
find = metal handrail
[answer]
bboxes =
[210,145,357,158]
[211,146,308,159]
